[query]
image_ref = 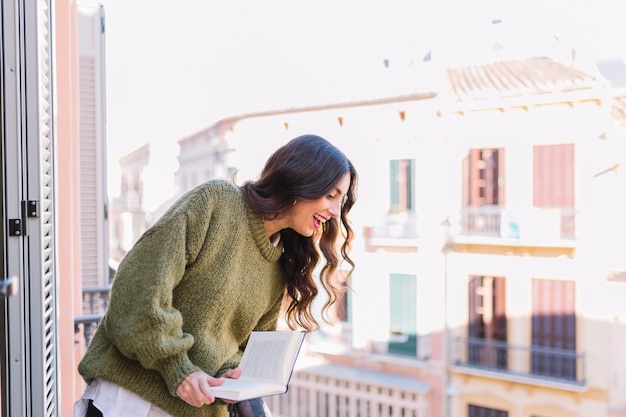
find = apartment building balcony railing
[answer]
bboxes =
[112,192,143,211]
[363,211,419,249]
[452,337,586,389]
[74,314,103,347]
[75,285,110,348]
[81,285,111,315]
[266,364,430,417]
[450,206,578,245]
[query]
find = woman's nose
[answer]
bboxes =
[329,200,341,218]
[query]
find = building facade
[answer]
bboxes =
[163,56,626,417]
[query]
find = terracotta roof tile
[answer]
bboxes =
[446,57,599,102]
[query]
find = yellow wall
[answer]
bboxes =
[453,374,606,417]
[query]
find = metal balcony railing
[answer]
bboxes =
[363,211,419,249]
[451,206,578,241]
[453,337,586,387]
[74,314,103,347]
[75,285,110,348]
[81,285,111,315]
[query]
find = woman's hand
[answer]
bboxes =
[219,367,242,404]
[176,368,242,407]
[176,371,225,407]
[220,367,241,380]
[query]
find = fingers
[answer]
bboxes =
[176,371,222,408]
[220,367,241,380]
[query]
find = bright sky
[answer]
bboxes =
[95,0,626,197]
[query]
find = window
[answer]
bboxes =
[468,275,507,369]
[388,274,417,356]
[462,148,505,236]
[390,159,414,211]
[465,148,505,206]
[531,278,577,381]
[79,3,109,287]
[533,144,574,207]
[533,143,576,238]
[469,404,508,417]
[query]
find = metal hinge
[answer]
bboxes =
[24,200,39,217]
[8,219,23,236]
[8,200,39,237]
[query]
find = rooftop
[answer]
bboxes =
[446,56,601,102]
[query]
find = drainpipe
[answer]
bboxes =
[441,217,452,417]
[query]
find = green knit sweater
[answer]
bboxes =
[78,179,286,417]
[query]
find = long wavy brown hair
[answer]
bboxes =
[240,134,358,331]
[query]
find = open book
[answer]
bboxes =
[211,330,306,401]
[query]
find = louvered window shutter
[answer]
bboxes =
[1,0,59,416]
[531,278,577,380]
[533,143,575,207]
[78,4,109,287]
[468,148,505,206]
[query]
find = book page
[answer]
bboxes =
[211,379,285,401]
[239,332,300,383]
[211,331,305,400]
[214,378,279,393]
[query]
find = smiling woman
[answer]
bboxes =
[73,134,358,417]
[241,135,358,331]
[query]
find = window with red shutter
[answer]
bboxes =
[531,278,577,381]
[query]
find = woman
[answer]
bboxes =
[74,134,358,417]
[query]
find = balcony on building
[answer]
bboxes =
[448,205,579,250]
[363,210,419,251]
[451,336,587,391]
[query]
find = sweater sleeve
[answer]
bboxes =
[103,186,216,395]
